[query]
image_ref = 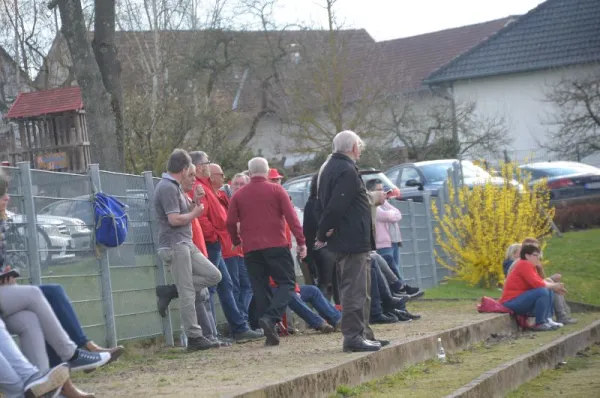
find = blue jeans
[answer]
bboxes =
[391,242,404,280]
[206,242,249,334]
[39,284,88,367]
[224,256,253,322]
[377,247,403,282]
[272,285,341,329]
[503,288,554,325]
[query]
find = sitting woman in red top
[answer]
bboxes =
[499,244,568,331]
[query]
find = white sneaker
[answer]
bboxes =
[547,318,564,328]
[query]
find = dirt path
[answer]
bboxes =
[73,301,497,397]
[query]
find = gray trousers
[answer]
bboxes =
[0,284,77,371]
[371,252,399,285]
[0,317,38,398]
[158,242,222,339]
[554,293,571,321]
[336,251,374,343]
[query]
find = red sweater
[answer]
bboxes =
[226,176,305,253]
[216,190,243,259]
[500,259,546,303]
[195,177,234,253]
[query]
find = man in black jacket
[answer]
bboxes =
[315,130,386,352]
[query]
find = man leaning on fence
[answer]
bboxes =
[154,149,222,351]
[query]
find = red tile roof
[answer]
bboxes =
[6,86,83,119]
[375,16,518,92]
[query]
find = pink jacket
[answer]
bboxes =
[375,201,402,249]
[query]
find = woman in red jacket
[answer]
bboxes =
[499,244,568,331]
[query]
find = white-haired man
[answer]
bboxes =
[226,157,307,346]
[315,130,386,352]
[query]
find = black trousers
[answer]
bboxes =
[245,246,296,324]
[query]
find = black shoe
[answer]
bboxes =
[258,317,280,346]
[398,309,421,320]
[343,338,381,353]
[187,336,220,351]
[390,296,409,309]
[156,284,178,317]
[209,337,232,347]
[390,309,412,322]
[398,285,425,299]
[371,313,398,324]
[368,339,390,347]
[234,329,264,344]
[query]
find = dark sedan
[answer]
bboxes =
[519,161,600,203]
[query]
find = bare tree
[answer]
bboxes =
[545,67,600,159]
[48,0,125,171]
[371,91,511,161]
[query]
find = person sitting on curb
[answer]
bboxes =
[269,277,341,333]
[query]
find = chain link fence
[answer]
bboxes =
[3,162,462,346]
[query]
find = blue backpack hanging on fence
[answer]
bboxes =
[94,192,129,247]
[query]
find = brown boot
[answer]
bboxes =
[61,379,95,398]
[85,341,125,363]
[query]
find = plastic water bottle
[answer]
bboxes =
[180,326,188,348]
[436,337,446,363]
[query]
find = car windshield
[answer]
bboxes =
[523,164,599,178]
[419,161,490,183]
[360,172,398,190]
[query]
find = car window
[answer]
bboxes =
[419,161,490,183]
[525,164,599,178]
[42,201,72,216]
[385,168,400,184]
[400,167,421,187]
[74,201,94,224]
[286,180,308,191]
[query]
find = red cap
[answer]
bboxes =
[268,168,283,180]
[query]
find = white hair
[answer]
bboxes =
[232,173,250,182]
[248,157,269,176]
[332,130,364,153]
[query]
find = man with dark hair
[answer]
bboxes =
[189,152,263,343]
[154,149,222,351]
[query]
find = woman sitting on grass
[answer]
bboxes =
[499,243,567,331]
[504,238,577,325]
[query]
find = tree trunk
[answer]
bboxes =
[49,0,123,171]
[92,0,125,170]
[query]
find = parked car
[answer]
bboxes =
[384,159,517,202]
[283,170,400,209]
[519,161,600,203]
[6,210,76,268]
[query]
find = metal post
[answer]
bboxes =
[422,192,438,286]
[17,162,42,285]
[408,200,422,288]
[143,171,174,346]
[88,164,118,347]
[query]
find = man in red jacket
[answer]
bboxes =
[209,164,253,323]
[189,151,263,344]
[227,157,307,346]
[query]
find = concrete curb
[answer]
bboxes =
[233,314,517,398]
[445,319,600,398]
[567,300,600,313]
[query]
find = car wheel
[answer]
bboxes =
[37,228,52,269]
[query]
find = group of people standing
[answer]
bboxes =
[153,129,423,354]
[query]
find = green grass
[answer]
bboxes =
[330,314,600,397]
[425,229,600,305]
[507,343,600,397]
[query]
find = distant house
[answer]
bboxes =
[424,0,600,164]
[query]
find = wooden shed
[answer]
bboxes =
[6,86,90,172]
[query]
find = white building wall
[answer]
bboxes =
[452,64,599,162]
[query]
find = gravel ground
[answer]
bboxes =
[73,301,498,397]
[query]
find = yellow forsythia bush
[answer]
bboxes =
[431,162,555,287]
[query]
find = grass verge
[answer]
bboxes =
[330,313,599,398]
[426,229,600,305]
[507,342,600,397]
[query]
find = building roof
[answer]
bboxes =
[6,86,83,119]
[374,16,517,93]
[425,0,600,84]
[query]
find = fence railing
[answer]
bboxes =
[3,162,461,346]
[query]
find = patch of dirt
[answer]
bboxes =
[73,301,498,397]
